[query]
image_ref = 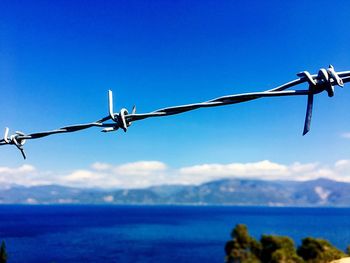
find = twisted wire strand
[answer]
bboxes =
[1,66,349,159]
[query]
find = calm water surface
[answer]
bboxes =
[0,205,349,262]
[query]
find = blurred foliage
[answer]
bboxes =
[0,241,7,263]
[225,224,348,263]
[260,235,303,263]
[297,237,346,263]
[225,224,260,263]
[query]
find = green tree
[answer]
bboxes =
[297,237,346,263]
[0,241,7,263]
[260,235,303,263]
[231,224,251,249]
[225,224,261,263]
[225,224,350,263]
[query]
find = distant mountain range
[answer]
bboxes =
[1,178,350,206]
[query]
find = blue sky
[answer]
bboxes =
[1,0,350,188]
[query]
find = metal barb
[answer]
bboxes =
[328,65,344,87]
[3,128,10,143]
[107,90,133,132]
[2,128,27,159]
[301,65,345,135]
[1,65,350,159]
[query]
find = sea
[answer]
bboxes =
[0,205,349,263]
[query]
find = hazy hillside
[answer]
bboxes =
[1,178,350,206]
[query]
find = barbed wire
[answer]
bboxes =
[1,65,349,159]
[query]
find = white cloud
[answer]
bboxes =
[2,159,350,189]
[178,161,327,182]
[115,161,167,176]
[341,132,350,139]
[0,164,36,174]
[91,162,112,171]
[58,161,168,188]
[179,160,288,178]
[0,164,49,186]
[335,159,350,169]
[289,162,318,173]
[54,159,350,188]
[64,170,97,181]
